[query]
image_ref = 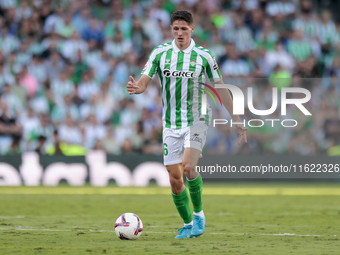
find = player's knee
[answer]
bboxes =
[182,163,195,177]
[169,175,183,192]
[169,175,183,186]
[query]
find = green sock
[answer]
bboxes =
[187,174,203,213]
[172,187,193,224]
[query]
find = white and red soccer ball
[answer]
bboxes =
[114,213,143,240]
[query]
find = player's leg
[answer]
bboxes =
[166,163,193,238]
[163,128,193,239]
[182,147,203,212]
[182,147,205,237]
[182,124,208,237]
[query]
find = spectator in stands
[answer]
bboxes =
[318,10,337,48]
[149,0,170,28]
[247,8,264,36]
[77,71,100,101]
[45,51,65,81]
[57,12,76,38]
[121,138,134,154]
[225,14,254,53]
[71,7,91,34]
[232,0,259,13]
[46,130,62,155]
[0,26,20,56]
[51,70,75,104]
[43,4,63,34]
[34,135,47,154]
[1,84,22,117]
[293,0,318,39]
[104,31,132,59]
[0,103,22,154]
[6,135,22,155]
[255,18,278,50]
[82,17,104,43]
[287,30,313,61]
[142,127,163,155]
[101,125,121,155]
[323,107,340,142]
[220,43,250,77]
[51,94,80,125]
[16,40,32,67]
[28,55,47,84]
[61,31,88,63]
[20,107,40,151]
[272,13,291,41]
[266,0,295,17]
[36,113,54,142]
[120,99,140,127]
[264,41,295,75]
[19,66,38,98]
[142,8,163,47]
[83,113,106,149]
[0,62,15,89]
[58,115,82,145]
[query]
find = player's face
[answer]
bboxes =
[171,20,194,48]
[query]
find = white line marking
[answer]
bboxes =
[0,227,336,237]
[145,231,176,234]
[215,213,234,216]
[89,230,115,233]
[138,214,179,217]
[260,233,329,237]
[5,212,330,219]
[0,227,70,232]
[0,216,25,219]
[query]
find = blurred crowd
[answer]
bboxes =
[0,0,339,156]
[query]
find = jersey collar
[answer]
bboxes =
[172,38,195,53]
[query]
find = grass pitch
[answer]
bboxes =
[0,183,339,255]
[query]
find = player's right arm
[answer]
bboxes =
[127,74,151,95]
[127,47,161,95]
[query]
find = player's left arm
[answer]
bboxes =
[214,79,247,144]
[205,53,248,144]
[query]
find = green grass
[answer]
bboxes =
[0,184,340,254]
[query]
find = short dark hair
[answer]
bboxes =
[170,10,193,25]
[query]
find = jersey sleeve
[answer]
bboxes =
[204,53,222,83]
[141,49,159,79]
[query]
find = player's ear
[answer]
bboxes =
[191,25,195,33]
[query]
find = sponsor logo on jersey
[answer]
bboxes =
[163,69,198,78]
[190,133,202,144]
[165,59,171,64]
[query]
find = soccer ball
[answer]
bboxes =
[114,213,143,240]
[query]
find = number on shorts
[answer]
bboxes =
[163,143,168,156]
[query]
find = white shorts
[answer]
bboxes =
[163,123,209,166]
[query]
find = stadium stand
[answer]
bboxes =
[0,0,339,156]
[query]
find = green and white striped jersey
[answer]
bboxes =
[141,39,222,129]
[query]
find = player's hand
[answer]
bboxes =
[127,76,139,95]
[235,124,248,145]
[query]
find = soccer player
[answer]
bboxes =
[127,10,247,239]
